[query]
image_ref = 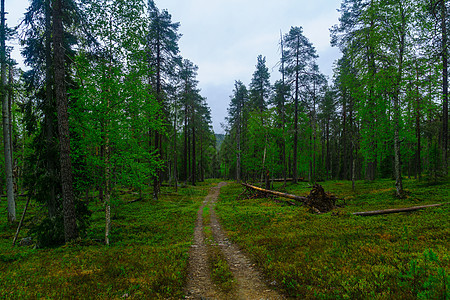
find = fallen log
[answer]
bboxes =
[12,196,31,247]
[241,183,308,203]
[352,202,449,216]
[126,198,143,204]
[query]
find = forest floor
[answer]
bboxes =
[185,182,283,299]
[216,177,450,299]
[0,177,448,299]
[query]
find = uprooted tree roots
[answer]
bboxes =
[241,183,337,213]
[305,184,336,213]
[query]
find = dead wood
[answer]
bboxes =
[352,202,449,216]
[305,184,336,213]
[126,198,143,204]
[13,196,31,247]
[242,183,338,213]
[241,183,307,203]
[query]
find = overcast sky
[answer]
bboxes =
[7,0,342,134]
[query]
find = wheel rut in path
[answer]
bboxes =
[185,182,284,300]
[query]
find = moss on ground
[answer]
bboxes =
[0,180,220,299]
[216,178,450,299]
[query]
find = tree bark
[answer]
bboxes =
[415,61,422,179]
[241,183,308,203]
[393,4,405,198]
[352,203,449,216]
[1,0,15,223]
[53,0,78,242]
[236,95,241,183]
[293,35,300,184]
[45,0,57,218]
[441,0,448,176]
[191,113,196,186]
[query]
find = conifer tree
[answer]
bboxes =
[249,55,271,113]
[147,0,180,199]
[283,26,318,183]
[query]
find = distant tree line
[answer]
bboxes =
[0,0,216,246]
[220,0,449,196]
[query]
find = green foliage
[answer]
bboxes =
[399,249,449,299]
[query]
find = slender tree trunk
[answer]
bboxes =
[293,36,300,184]
[415,62,422,179]
[441,1,448,175]
[153,34,162,200]
[104,113,111,245]
[393,7,405,197]
[183,104,188,182]
[1,0,14,223]
[342,96,347,179]
[191,114,196,186]
[280,32,287,185]
[53,0,78,242]
[236,102,241,183]
[173,103,178,192]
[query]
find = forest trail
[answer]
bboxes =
[185,182,284,300]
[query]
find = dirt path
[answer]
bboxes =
[185,182,284,300]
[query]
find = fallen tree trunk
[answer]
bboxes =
[12,196,31,247]
[242,183,308,203]
[352,202,449,216]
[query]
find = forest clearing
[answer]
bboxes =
[0,0,449,298]
[0,179,448,298]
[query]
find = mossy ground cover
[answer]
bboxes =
[0,180,221,299]
[216,178,449,299]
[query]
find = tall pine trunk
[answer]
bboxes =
[45,0,57,218]
[393,5,406,198]
[53,0,78,242]
[293,36,300,184]
[1,0,15,223]
[441,1,448,176]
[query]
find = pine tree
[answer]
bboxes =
[249,55,271,113]
[283,26,318,183]
[226,81,249,182]
[147,0,180,199]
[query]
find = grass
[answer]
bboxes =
[0,180,221,299]
[216,177,450,299]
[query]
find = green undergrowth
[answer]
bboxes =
[0,180,221,299]
[216,178,450,299]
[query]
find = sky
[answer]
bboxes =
[7,0,343,134]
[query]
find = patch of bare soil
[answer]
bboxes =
[185,182,284,300]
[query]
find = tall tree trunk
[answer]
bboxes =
[342,95,348,179]
[393,6,405,198]
[293,36,300,184]
[53,0,78,242]
[236,102,241,183]
[104,114,111,245]
[183,103,188,182]
[1,0,15,223]
[45,0,57,218]
[415,61,422,179]
[280,31,287,185]
[441,0,448,176]
[191,114,196,186]
[153,33,162,200]
[173,103,178,192]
